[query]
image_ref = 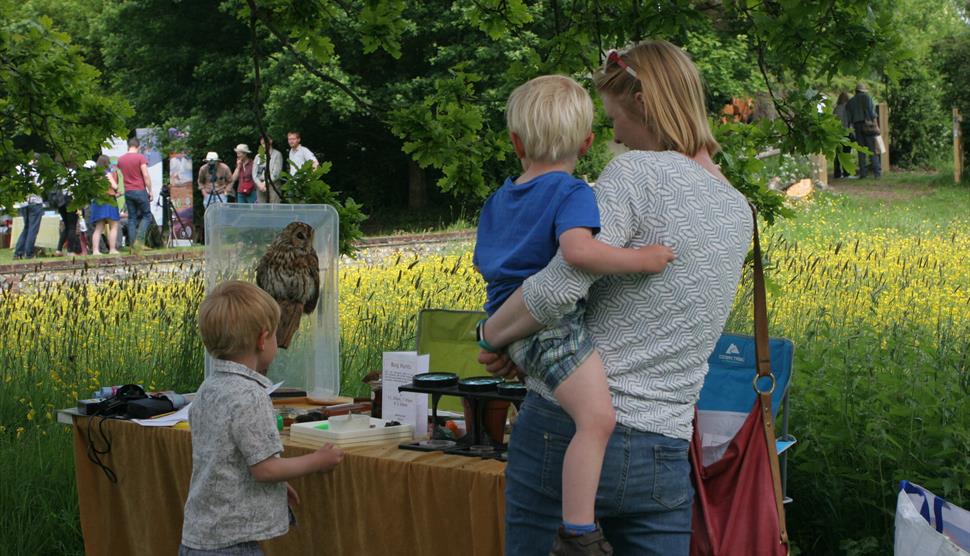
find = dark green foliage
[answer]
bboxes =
[0,1,131,210]
[281,162,366,257]
[787,313,970,554]
[937,25,970,180]
[887,60,951,169]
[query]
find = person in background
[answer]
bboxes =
[845,83,881,179]
[180,281,344,555]
[116,137,154,251]
[477,40,752,555]
[254,136,283,204]
[833,92,854,179]
[53,164,81,256]
[286,131,318,174]
[90,155,122,255]
[12,163,45,260]
[198,152,233,209]
[231,144,258,204]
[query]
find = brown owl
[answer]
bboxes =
[256,221,320,349]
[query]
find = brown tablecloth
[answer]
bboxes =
[72,417,506,555]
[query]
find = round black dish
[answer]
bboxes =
[413,372,459,388]
[496,381,527,398]
[457,376,503,392]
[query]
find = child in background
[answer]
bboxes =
[474,75,674,555]
[180,281,343,555]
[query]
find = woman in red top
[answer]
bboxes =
[232,144,258,204]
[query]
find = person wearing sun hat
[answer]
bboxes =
[198,151,233,209]
[231,144,258,204]
[846,82,881,179]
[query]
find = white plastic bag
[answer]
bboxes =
[895,481,970,556]
[875,135,887,155]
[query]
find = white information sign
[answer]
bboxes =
[381,352,429,438]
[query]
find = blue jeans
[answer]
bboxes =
[14,203,45,258]
[853,122,882,178]
[236,189,258,204]
[178,542,263,555]
[505,393,693,556]
[124,189,152,244]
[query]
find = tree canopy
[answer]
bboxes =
[7,0,969,224]
[0,0,130,210]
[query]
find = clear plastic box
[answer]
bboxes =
[204,204,340,400]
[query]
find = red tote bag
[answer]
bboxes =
[690,205,790,556]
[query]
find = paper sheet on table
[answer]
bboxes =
[382,352,430,438]
[132,381,285,427]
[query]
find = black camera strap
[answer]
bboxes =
[86,414,118,483]
[83,385,146,484]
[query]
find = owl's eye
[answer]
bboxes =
[296,232,306,240]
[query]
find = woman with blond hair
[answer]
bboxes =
[478,40,752,555]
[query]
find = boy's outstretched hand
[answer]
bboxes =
[637,244,676,274]
[313,443,344,472]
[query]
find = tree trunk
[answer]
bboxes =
[408,160,427,210]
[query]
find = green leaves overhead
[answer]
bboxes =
[0,1,131,211]
[390,67,505,198]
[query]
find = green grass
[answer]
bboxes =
[778,173,969,242]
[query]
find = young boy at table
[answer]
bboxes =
[473,75,674,554]
[180,281,343,555]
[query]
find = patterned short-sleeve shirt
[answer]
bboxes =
[522,151,752,440]
[181,359,287,550]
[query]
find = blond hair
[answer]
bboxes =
[506,75,594,163]
[594,40,719,157]
[198,281,280,359]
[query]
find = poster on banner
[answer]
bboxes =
[167,154,193,242]
[135,128,164,226]
[382,352,429,438]
[167,149,194,244]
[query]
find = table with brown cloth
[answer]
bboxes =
[72,416,506,555]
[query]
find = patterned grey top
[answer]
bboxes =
[181,359,288,550]
[522,151,752,440]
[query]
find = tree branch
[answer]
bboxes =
[250,2,380,118]
[246,0,284,202]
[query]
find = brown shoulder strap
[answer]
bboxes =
[751,203,771,378]
[750,202,790,546]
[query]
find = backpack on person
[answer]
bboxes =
[47,188,70,209]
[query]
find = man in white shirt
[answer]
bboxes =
[286,131,319,174]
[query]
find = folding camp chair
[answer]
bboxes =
[414,309,488,413]
[697,334,796,502]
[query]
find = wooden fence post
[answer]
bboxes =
[955,108,963,183]
[878,101,890,169]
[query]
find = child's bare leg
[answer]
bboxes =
[92,222,103,254]
[108,221,118,252]
[553,350,615,526]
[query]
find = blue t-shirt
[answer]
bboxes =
[474,172,600,315]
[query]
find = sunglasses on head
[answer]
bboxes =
[604,49,638,79]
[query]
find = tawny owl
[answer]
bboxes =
[256,221,320,349]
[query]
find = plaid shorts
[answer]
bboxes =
[508,301,594,392]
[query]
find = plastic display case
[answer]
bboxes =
[204,204,340,400]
